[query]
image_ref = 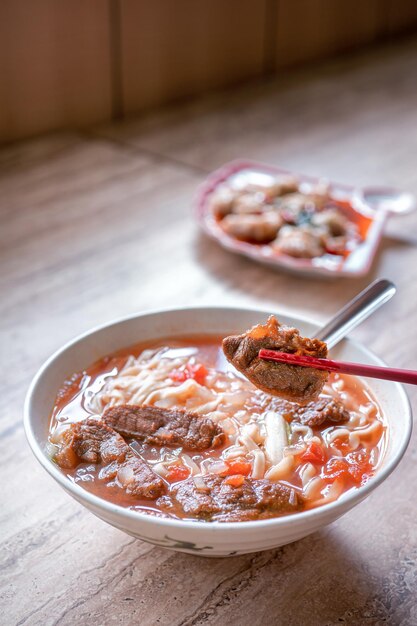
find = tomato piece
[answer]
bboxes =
[346,449,373,484]
[225,460,252,476]
[331,435,351,453]
[346,449,370,467]
[186,363,208,385]
[166,465,190,483]
[170,362,208,385]
[170,368,188,383]
[322,450,374,487]
[321,458,351,483]
[224,474,245,487]
[300,441,326,465]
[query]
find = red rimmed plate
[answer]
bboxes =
[195,160,414,278]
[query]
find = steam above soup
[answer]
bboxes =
[49,327,385,522]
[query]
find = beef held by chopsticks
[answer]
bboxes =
[222,316,328,404]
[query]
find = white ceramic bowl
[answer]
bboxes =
[24,307,412,557]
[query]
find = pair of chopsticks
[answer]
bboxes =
[259,349,417,386]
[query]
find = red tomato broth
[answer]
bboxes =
[48,335,387,521]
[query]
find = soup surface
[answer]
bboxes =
[49,335,386,522]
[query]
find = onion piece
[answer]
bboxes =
[193,475,208,491]
[291,423,314,439]
[193,399,221,414]
[251,450,266,479]
[283,444,307,457]
[117,465,134,486]
[239,434,260,452]
[264,411,288,466]
[181,454,200,475]
[241,423,263,444]
[50,424,70,444]
[323,478,345,501]
[219,418,237,435]
[223,445,248,460]
[206,460,229,475]
[289,489,298,507]
[153,462,169,478]
[300,462,316,486]
[303,475,325,500]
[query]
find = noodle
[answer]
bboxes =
[239,433,260,452]
[265,456,294,481]
[300,462,317,486]
[52,342,386,516]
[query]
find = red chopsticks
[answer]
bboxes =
[258,349,417,386]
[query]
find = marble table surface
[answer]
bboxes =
[1,38,416,626]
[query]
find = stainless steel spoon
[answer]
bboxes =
[315,278,396,349]
[359,188,416,215]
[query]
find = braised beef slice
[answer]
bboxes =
[223,316,328,404]
[163,475,303,521]
[54,419,127,467]
[54,418,165,499]
[117,455,166,499]
[102,404,225,451]
[294,397,350,427]
[213,510,261,522]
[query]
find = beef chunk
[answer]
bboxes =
[164,475,303,521]
[223,316,328,404]
[212,510,261,522]
[166,477,220,517]
[54,418,127,467]
[294,397,350,427]
[274,396,350,427]
[117,456,166,499]
[54,418,165,499]
[102,404,225,451]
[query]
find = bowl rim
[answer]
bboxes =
[24,305,413,532]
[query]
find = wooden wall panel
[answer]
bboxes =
[119,0,268,115]
[1,1,417,143]
[380,0,417,36]
[274,0,380,68]
[0,0,112,142]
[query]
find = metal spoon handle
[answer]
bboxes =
[315,279,396,349]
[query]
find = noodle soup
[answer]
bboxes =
[49,336,386,522]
